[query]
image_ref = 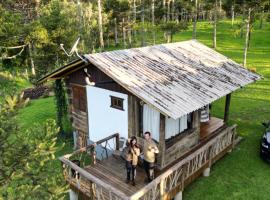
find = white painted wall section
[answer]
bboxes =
[86,86,128,149]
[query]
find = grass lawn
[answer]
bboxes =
[17,96,74,157]
[15,19,270,199]
[17,97,56,129]
[181,21,270,200]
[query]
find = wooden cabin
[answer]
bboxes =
[39,40,260,200]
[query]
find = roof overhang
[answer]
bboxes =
[37,59,85,84]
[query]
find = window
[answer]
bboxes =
[72,86,86,111]
[165,113,193,140]
[110,96,124,110]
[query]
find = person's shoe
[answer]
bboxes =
[132,181,136,186]
[126,179,130,184]
[144,179,150,184]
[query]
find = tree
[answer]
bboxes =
[213,0,218,49]
[151,0,156,44]
[0,105,67,199]
[54,79,68,135]
[192,0,198,39]
[243,8,251,67]
[97,0,105,50]
[160,21,188,43]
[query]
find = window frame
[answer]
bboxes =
[110,95,124,111]
[165,112,194,146]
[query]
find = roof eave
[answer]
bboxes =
[37,59,85,84]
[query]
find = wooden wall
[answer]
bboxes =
[65,63,201,165]
[67,63,127,93]
[159,110,201,169]
[128,95,142,138]
[65,63,139,149]
[65,80,89,149]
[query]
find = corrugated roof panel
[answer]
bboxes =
[85,40,260,119]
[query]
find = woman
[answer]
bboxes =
[125,136,140,186]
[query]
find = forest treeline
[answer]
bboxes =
[0,0,269,79]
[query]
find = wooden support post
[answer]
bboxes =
[159,114,166,169]
[203,167,211,177]
[69,189,78,200]
[116,133,120,150]
[128,95,134,137]
[174,191,183,200]
[224,93,231,124]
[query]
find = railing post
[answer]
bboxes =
[231,125,237,150]
[91,144,97,165]
[160,179,165,200]
[115,133,120,150]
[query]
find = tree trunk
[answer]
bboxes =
[192,0,197,39]
[231,5,234,27]
[167,0,170,21]
[259,9,264,29]
[133,0,137,39]
[122,18,126,48]
[176,11,179,23]
[243,8,251,68]
[127,16,132,47]
[35,0,40,18]
[163,0,166,22]
[140,0,145,47]
[219,0,222,13]
[166,31,171,43]
[171,0,175,21]
[97,0,104,50]
[114,18,119,46]
[28,43,36,76]
[213,0,217,49]
[151,0,155,44]
[77,1,84,50]
[133,0,137,21]
[241,7,245,38]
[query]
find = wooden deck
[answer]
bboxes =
[60,121,237,200]
[85,156,147,196]
[82,117,226,197]
[200,117,225,140]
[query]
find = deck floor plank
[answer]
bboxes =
[85,156,147,196]
[200,117,224,139]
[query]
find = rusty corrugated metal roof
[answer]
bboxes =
[85,40,261,119]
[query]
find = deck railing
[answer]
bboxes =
[59,133,126,199]
[129,125,237,200]
[60,125,237,200]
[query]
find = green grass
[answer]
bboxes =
[14,18,270,199]
[17,97,56,129]
[181,20,270,200]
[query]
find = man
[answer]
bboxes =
[143,131,159,183]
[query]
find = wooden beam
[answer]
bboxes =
[192,110,200,130]
[115,133,120,150]
[128,95,134,137]
[224,93,231,124]
[159,114,166,168]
